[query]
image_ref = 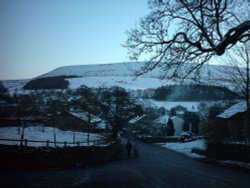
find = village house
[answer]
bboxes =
[171,116,185,136]
[216,101,249,138]
[153,114,184,136]
[45,111,105,132]
[127,114,153,134]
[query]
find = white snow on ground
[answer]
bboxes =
[159,139,206,158]
[0,126,104,147]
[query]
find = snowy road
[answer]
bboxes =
[0,140,249,188]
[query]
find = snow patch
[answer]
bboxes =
[159,139,206,158]
[0,126,104,147]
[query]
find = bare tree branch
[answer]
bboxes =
[125,0,250,79]
[215,21,250,55]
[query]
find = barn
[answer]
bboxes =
[45,111,105,132]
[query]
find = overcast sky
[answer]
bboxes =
[0,0,149,80]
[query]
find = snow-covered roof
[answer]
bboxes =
[173,105,186,111]
[67,111,102,123]
[129,115,146,124]
[154,115,170,124]
[217,101,248,119]
[67,96,82,102]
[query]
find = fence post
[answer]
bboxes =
[20,135,23,146]
[20,126,25,146]
[77,142,80,147]
[46,140,49,147]
[24,139,28,147]
[54,127,57,147]
[73,130,75,144]
[64,141,67,147]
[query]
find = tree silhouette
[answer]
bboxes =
[99,87,139,138]
[219,42,250,111]
[183,111,200,134]
[219,42,250,141]
[125,0,250,79]
[166,118,175,136]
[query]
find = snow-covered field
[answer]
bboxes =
[67,76,168,90]
[158,139,206,158]
[2,79,30,95]
[0,126,104,147]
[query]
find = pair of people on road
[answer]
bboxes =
[126,140,139,159]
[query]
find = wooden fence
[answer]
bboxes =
[0,137,109,148]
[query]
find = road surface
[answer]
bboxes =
[0,140,249,188]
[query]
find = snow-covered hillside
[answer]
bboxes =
[38,62,220,79]
[2,79,30,95]
[1,62,236,92]
[36,62,233,90]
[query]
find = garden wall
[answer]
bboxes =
[0,141,121,172]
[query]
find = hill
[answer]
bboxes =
[23,62,234,90]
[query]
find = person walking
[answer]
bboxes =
[126,140,132,158]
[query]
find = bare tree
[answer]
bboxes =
[125,0,250,79]
[218,42,250,140]
[220,43,250,108]
[99,87,139,138]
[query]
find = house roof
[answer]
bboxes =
[67,96,82,102]
[172,105,186,111]
[217,101,248,119]
[68,111,102,123]
[129,114,146,124]
[153,115,170,124]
